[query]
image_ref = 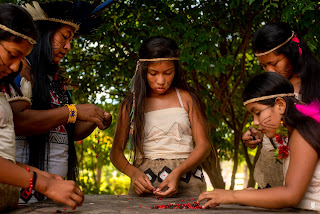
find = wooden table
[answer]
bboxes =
[10,195,317,214]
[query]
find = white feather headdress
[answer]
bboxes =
[22,1,80,31]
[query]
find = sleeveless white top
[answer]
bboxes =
[143,88,193,159]
[283,156,320,211]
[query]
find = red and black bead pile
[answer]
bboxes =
[150,201,202,209]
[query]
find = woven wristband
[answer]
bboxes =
[65,104,77,123]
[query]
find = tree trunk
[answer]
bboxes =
[201,149,225,189]
[246,143,262,187]
[229,132,240,190]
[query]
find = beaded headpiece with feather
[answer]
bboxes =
[23,0,114,35]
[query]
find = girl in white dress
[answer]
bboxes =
[110,36,211,197]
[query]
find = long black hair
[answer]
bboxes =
[117,36,209,164]
[243,72,320,156]
[252,22,320,104]
[25,19,77,181]
[0,4,37,95]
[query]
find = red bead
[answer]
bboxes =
[26,167,30,172]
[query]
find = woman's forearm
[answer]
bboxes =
[10,101,69,136]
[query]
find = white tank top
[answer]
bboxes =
[143,88,193,159]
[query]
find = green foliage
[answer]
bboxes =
[76,129,131,194]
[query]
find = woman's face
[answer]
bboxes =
[245,100,285,138]
[257,52,293,79]
[0,39,33,79]
[147,61,175,96]
[51,25,75,64]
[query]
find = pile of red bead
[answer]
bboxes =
[150,202,202,209]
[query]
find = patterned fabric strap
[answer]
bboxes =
[65,104,77,123]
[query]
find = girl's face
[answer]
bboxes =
[147,61,175,96]
[0,39,33,79]
[257,52,293,79]
[51,25,75,64]
[245,99,285,138]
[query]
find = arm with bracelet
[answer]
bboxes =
[0,157,84,210]
[10,100,111,136]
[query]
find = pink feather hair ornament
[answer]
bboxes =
[295,100,320,123]
[292,35,302,56]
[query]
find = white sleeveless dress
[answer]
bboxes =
[128,88,206,196]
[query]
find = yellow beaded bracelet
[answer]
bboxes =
[65,104,77,123]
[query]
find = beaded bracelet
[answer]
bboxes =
[65,104,77,123]
[21,167,37,199]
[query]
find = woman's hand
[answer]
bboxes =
[242,127,262,149]
[131,169,155,195]
[154,171,179,197]
[76,104,111,130]
[41,178,84,210]
[37,170,64,180]
[102,112,112,129]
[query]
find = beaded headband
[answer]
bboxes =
[0,24,37,45]
[22,1,80,32]
[139,57,179,62]
[243,93,295,106]
[255,31,295,57]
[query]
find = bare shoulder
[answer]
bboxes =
[176,88,195,112]
[290,128,317,155]
[176,88,193,103]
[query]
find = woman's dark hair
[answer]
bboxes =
[25,20,77,181]
[117,36,209,164]
[252,22,320,104]
[0,4,37,96]
[243,72,320,156]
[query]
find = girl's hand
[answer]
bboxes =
[42,179,84,210]
[154,172,179,197]
[198,189,233,209]
[242,127,262,149]
[131,170,155,195]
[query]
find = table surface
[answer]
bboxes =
[9,195,317,214]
